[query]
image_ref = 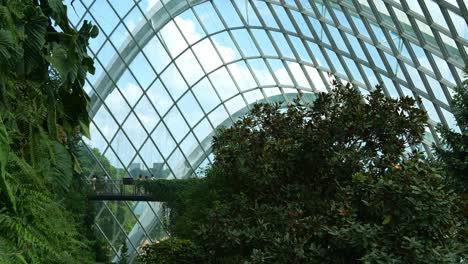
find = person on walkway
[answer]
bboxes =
[91,175,97,191]
[150,174,155,181]
[103,174,109,193]
[137,175,143,194]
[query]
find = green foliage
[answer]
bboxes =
[143,177,215,239]
[142,83,466,263]
[119,240,129,264]
[139,238,205,264]
[0,0,100,263]
[326,155,466,263]
[0,117,14,212]
[435,68,467,193]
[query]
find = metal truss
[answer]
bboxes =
[66,0,467,261]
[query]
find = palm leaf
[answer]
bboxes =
[0,29,17,66]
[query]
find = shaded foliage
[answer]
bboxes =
[0,0,100,263]
[142,83,466,263]
[139,238,205,264]
[434,68,467,194]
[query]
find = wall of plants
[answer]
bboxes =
[0,0,107,263]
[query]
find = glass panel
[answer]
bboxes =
[211,32,242,62]
[147,79,173,116]
[291,10,313,38]
[210,67,239,101]
[152,123,177,159]
[234,0,261,26]
[175,10,206,45]
[231,29,260,57]
[270,31,294,58]
[269,59,293,85]
[214,0,243,28]
[122,113,147,149]
[225,95,247,115]
[104,88,131,125]
[128,52,156,90]
[272,5,295,32]
[178,92,205,128]
[305,66,327,92]
[289,62,309,87]
[176,49,205,86]
[193,2,225,34]
[192,39,223,73]
[143,36,171,74]
[164,107,190,143]
[251,29,277,56]
[134,95,160,131]
[248,59,276,86]
[208,106,229,127]
[290,36,311,63]
[160,64,188,100]
[159,21,188,58]
[227,61,257,91]
[192,77,221,113]
[252,1,279,29]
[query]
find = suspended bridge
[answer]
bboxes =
[87,178,157,201]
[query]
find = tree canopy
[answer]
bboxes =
[434,69,467,194]
[141,82,467,263]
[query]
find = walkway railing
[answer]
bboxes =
[88,178,156,201]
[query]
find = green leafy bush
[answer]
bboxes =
[139,238,205,264]
[143,83,467,263]
[435,68,467,194]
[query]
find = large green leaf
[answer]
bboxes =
[44,0,68,29]
[0,29,17,66]
[46,42,78,82]
[0,118,16,212]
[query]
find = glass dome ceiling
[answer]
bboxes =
[66,0,467,261]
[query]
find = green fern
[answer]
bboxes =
[0,0,98,262]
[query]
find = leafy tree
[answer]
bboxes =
[0,0,100,263]
[139,238,205,264]
[434,69,467,194]
[143,83,466,263]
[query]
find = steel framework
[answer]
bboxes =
[67,0,467,261]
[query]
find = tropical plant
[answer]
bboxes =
[142,82,467,263]
[139,238,205,264]
[434,68,467,194]
[0,0,100,263]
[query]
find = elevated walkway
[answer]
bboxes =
[87,179,157,201]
